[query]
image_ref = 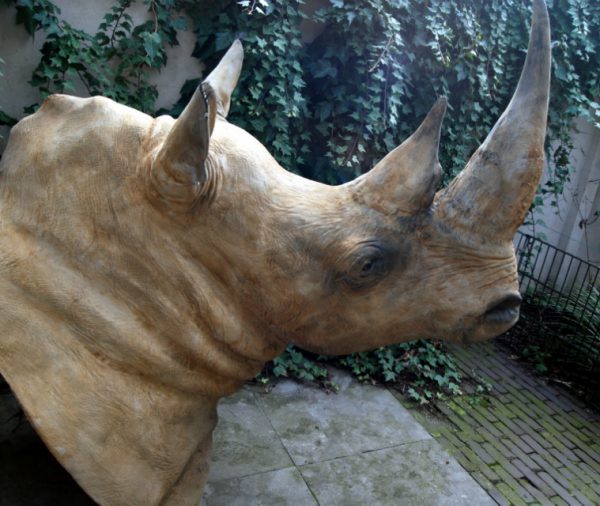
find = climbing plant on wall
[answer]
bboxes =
[1,0,187,113]
[179,0,600,197]
[180,0,309,171]
[3,0,600,196]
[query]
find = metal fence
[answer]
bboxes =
[503,232,600,408]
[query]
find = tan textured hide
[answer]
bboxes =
[0,1,550,504]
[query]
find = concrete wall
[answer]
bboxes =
[0,1,202,150]
[520,118,600,268]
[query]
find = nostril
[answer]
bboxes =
[495,293,522,310]
[484,293,522,324]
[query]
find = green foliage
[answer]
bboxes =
[6,0,600,202]
[338,340,463,404]
[175,0,600,200]
[258,341,466,405]
[520,344,550,374]
[177,0,309,170]
[6,0,186,113]
[0,110,15,128]
[259,346,329,383]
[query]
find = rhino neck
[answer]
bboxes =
[3,220,284,399]
[0,208,283,506]
[0,94,285,506]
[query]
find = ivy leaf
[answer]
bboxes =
[318,102,332,121]
[215,32,233,51]
[0,110,17,126]
[172,16,187,31]
[142,32,161,61]
[554,63,568,82]
[272,38,286,52]
[15,5,36,34]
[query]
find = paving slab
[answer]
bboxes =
[201,467,317,506]
[202,368,492,505]
[208,388,293,482]
[299,439,495,506]
[254,370,431,465]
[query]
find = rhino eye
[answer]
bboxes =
[344,244,390,289]
[360,258,377,274]
[357,256,383,277]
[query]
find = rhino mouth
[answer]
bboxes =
[484,294,522,325]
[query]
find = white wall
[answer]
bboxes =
[0,1,202,150]
[520,117,600,267]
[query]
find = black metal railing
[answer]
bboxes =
[515,233,599,309]
[504,232,600,408]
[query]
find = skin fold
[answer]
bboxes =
[0,1,550,504]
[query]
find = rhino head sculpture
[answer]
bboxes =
[0,0,550,504]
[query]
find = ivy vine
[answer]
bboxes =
[1,0,187,114]
[181,0,309,170]
[178,0,600,201]
[2,0,599,197]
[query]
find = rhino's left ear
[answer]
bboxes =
[203,39,244,118]
[150,40,243,206]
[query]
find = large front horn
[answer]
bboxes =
[349,97,447,215]
[435,0,551,240]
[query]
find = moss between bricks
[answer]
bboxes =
[403,342,600,505]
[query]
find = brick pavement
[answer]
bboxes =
[410,341,600,506]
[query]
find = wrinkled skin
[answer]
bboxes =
[0,1,550,504]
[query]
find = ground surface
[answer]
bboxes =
[201,368,494,505]
[0,368,493,506]
[2,340,599,505]
[414,342,600,506]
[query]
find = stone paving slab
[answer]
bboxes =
[208,388,293,482]
[255,370,431,466]
[202,369,494,505]
[408,341,600,506]
[299,439,495,506]
[201,467,318,506]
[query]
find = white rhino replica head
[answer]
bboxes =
[0,1,550,504]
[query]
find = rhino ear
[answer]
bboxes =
[150,40,244,206]
[204,39,244,118]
